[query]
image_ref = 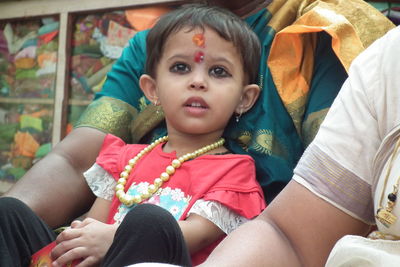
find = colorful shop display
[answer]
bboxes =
[0,17,58,193]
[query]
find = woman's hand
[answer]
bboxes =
[51,218,118,267]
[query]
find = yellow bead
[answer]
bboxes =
[128,159,136,166]
[124,165,132,172]
[154,178,163,187]
[160,172,170,181]
[120,171,129,178]
[117,178,126,185]
[166,166,175,175]
[115,184,125,191]
[142,190,151,199]
[148,184,157,193]
[171,159,181,168]
[122,195,131,205]
[116,190,124,198]
[126,199,134,207]
[133,195,142,203]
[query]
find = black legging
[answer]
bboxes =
[0,197,191,267]
[102,203,191,266]
[0,197,56,267]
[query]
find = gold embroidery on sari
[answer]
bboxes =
[75,96,138,142]
[285,94,308,138]
[302,108,329,147]
[130,105,165,144]
[254,129,288,157]
[138,96,148,112]
[236,129,287,157]
[237,131,252,151]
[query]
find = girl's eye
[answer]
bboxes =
[209,66,231,78]
[170,63,190,73]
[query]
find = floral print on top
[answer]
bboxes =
[113,182,191,224]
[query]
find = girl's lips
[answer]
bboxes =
[183,97,209,108]
[183,97,209,116]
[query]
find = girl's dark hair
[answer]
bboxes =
[145,4,261,84]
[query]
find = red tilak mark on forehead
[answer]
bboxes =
[194,51,204,63]
[192,33,206,48]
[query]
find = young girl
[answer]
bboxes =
[0,4,265,267]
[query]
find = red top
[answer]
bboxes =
[96,134,266,265]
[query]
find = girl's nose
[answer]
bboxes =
[189,70,207,90]
[190,82,206,90]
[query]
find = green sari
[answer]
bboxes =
[76,0,394,202]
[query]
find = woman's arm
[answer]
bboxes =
[201,180,370,267]
[4,127,106,228]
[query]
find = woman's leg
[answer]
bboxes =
[0,197,56,267]
[102,204,191,267]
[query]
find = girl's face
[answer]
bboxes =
[147,27,258,140]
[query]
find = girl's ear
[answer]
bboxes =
[139,74,159,104]
[235,84,260,114]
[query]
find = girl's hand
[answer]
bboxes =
[51,218,118,267]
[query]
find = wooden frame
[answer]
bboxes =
[0,0,179,144]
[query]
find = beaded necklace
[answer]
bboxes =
[115,136,225,207]
[376,138,400,227]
